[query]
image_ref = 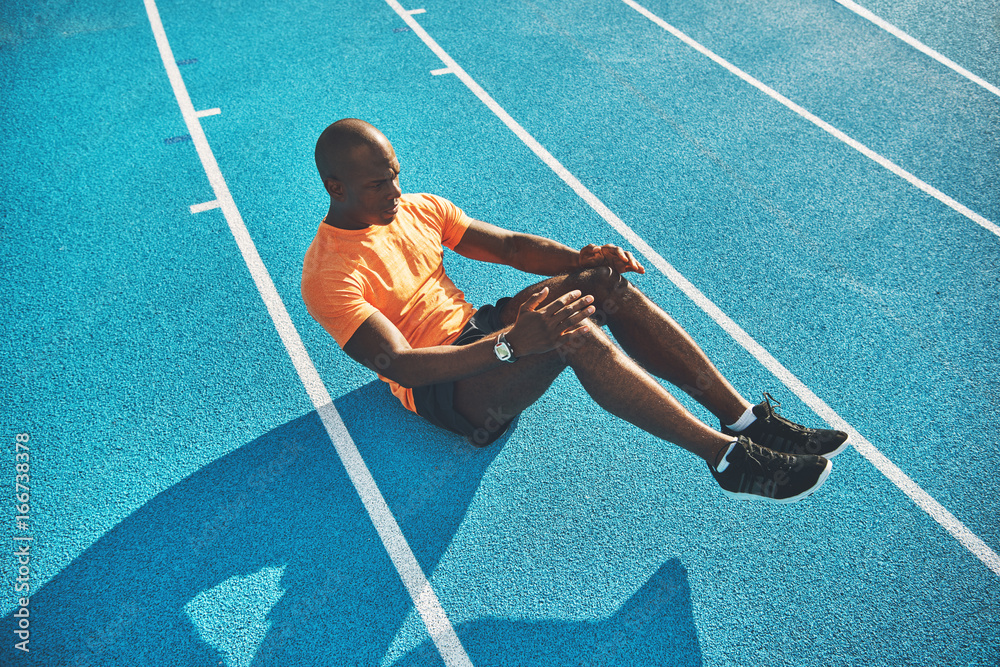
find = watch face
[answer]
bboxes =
[495,340,512,361]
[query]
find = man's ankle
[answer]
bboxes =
[712,440,738,470]
[724,403,757,432]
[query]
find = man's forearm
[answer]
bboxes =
[508,233,581,276]
[376,330,509,388]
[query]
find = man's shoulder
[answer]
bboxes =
[400,192,457,217]
[400,193,471,239]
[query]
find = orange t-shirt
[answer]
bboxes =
[300,193,476,412]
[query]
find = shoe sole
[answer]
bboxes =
[824,434,851,458]
[719,459,833,504]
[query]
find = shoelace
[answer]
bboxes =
[739,438,794,476]
[760,392,810,436]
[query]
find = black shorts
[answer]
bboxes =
[411,297,516,444]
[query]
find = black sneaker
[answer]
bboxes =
[722,393,850,458]
[709,436,832,503]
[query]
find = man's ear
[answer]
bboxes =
[324,177,346,201]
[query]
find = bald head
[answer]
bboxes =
[314,119,403,229]
[314,118,392,184]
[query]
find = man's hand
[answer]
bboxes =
[578,244,645,274]
[505,287,596,357]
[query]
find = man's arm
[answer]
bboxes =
[454,219,645,276]
[343,288,595,388]
[343,310,503,388]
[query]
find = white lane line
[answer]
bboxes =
[189,200,220,214]
[833,0,1000,99]
[142,2,476,664]
[431,67,454,76]
[383,0,1000,578]
[407,8,426,15]
[196,107,222,117]
[619,0,1000,240]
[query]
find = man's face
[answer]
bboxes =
[331,142,402,228]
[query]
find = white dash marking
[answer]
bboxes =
[431,67,453,76]
[619,0,999,239]
[407,8,426,14]
[833,0,1000,98]
[190,200,220,214]
[196,108,221,117]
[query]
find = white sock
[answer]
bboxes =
[726,405,757,432]
[714,440,738,472]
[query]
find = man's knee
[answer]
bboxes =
[569,267,630,325]
[572,265,617,286]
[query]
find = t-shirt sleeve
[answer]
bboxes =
[301,272,378,349]
[425,193,474,250]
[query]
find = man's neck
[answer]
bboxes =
[323,207,370,231]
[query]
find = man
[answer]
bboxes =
[302,118,849,503]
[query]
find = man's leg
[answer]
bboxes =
[452,320,734,463]
[452,272,836,502]
[498,267,752,426]
[494,268,849,459]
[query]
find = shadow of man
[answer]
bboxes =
[390,558,703,667]
[3,381,704,666]
[1,382,502,666]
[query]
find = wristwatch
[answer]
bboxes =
[494,333,517,363]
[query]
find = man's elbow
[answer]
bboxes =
[505,234,526,271]
[361,354,420,388]
[389,370,419,389]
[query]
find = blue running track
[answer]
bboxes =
[2,0,998,665]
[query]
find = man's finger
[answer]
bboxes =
[562,303,596,328]
[540,289,583,313]
[625,251,640,272]
[613,249,642,273]
[552,293,594,321]
[560,322,593,338]
[610,246,633,270]
[522,286,549,311]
